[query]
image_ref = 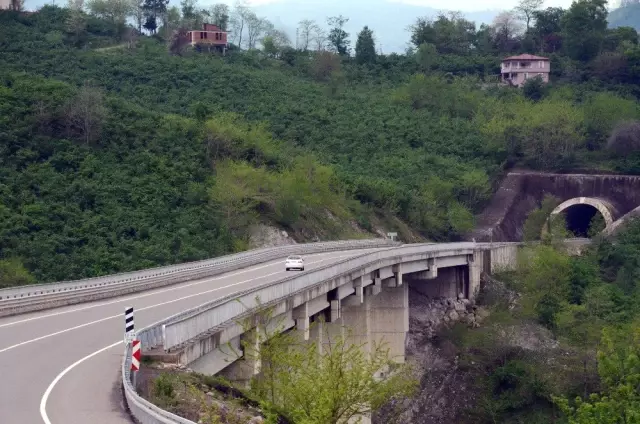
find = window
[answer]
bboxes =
[215,32,219,40]
[200,32,204,39]
[525,72,529,79]
[204,32,208,39]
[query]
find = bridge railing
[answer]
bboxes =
[0,238,399,317]
[122,242,479,424]
[160,242,475,351]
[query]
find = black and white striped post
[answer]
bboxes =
[124,306,135,345]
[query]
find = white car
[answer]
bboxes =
[285,255,304,271]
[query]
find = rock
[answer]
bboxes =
[206,391,214,397]
[249,417,264,424]
[447,310,459,321]
[454,302,466,312]
[476,308,490,322]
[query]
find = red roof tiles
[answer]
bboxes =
[503,54,549,61]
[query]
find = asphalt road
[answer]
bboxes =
[0,247,388,424]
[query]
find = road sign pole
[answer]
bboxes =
[124,306,135,344]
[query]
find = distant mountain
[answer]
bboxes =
[250,0,502,53]
[608,3,640,31]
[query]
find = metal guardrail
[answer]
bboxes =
[123,343,194,424]
[0,239,399,317]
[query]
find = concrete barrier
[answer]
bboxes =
[0,239,399,317]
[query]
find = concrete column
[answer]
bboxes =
[392,263,403,286]
[426,257,438,279]
[469,250,483,301]
[369,283,409,364]
[292,302,311,341]
[329,299,341,322]
[341,294,371,356]
[322,316,345,352]
[365,277,382,297]
[309,316,324,357]
[218,327,261,386]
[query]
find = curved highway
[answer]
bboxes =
[0,247,388,424]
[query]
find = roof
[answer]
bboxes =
[503,54,549,61]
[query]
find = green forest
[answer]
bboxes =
[2,0,640,286]
[2,1,640,423]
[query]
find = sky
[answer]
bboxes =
[223,0,576,12]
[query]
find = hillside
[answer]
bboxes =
[2,0,640,285]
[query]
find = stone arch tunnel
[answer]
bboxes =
[469,171,640,242]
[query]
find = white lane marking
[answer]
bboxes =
[37,251,369,424]
[0,254,354,354]
[40,340,122,424]
[0,250,367,329]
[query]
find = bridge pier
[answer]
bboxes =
[218,327,262,387]
[149,246,508,390]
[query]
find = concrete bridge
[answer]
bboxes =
[470,171,640,242]
[0,238,588,424]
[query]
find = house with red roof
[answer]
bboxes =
[501,54,550,87]
[186,23,228,53]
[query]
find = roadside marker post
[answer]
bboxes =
[131,339,141,388]
[124,306,135,345]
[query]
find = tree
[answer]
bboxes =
[515,0,544,30]
[65,82,108,145]
[9,0,24,11]
[532,7,565,52]
[229,1,250,47]
[493,11,523,53]
[480,98,585,169]
[410,12,476,55]
[309,51,342,82]
[522,75,547,101]
[179,0,197,21]
[130,0,145,32]
[607,121,640,155]
[87,0,134,36]
[161,6,181,38]
[327,15,350,55]
[143,14,157,33]
[355,26,376,65]
[142,0,169,34]
[522,195,562,242]
[0,258,35,289]
[297,19,318,51]
[245,12,267,50]
[66,0,87,46]
[208,3,229,31]
[415,42,437,72]
[313,25,327,50]
[168,27,190,55]
[261,22,290,56]
[235,304,418,424]
[561,0,608,61]
[554,325,640,424]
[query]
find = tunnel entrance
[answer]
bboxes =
[559,204,604,237]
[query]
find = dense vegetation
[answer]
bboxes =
[437,211,640,424]
[2,0,640,285]
[2,2,640,422]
